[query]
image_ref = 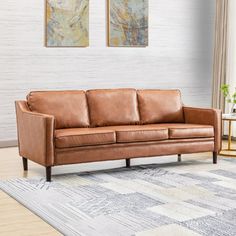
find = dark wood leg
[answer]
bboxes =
[213,152,217,164]
[22,157,28,171]
[126,158,130,168]
[177,154,181,162]
[46,167,52,182]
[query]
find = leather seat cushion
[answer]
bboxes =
[86,89,140,127]
[55,128,116,148]
[156,123,214,139]
[27,91,90,129]
[137,90,184,124]
[103,125,169,143]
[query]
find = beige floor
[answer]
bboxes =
[0,147,61,236]
[0,142,233,236]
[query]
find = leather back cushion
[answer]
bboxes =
[27,91,90,129]
[87,89,140,126]
[137,90,184,124]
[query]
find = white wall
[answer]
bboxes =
[0,0,215,144]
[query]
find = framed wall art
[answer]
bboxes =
[46,0,89,47]
[108,0,148,47]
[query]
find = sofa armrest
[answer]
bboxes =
[183,106,222,152]
[15,101,55,166]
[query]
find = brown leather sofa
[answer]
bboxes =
[15,89,222,181]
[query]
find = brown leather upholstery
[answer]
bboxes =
[15,89,222,177]
[15,101,54,166]
[137,90,184,124]
[27,91,90,129]
[87,89,140,127]
[55,139,214,165]
[55,128,116,148]
[154,123,214,139]
[105,125,168,143]
[183,107,222,152]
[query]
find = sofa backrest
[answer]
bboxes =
[86,89,140,127]
[137,89,184,124]
[26,89,184,129]
[27,91,90,129]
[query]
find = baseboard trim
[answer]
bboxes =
[0,140,18,148]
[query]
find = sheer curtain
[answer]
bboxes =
[226,0,236,136]
[227,0,236,103]
[212,0,236,137]
[212,0,229,110]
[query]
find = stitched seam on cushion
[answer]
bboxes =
[170,134,214,137]
[170,132,214,137]
[56,140,116,148]
[117,129,167,133]
[117,136,167,142]
[169,127,213,130]
[170,130,214,135]
[62,140,114,145]
[184,107,214,112]
[169,136,214,139]
[56,131,115,139]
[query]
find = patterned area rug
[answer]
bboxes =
[1,157,236,236]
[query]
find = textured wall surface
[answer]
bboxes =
[0,0,215,143]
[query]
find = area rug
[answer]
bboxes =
[1,157,236,236]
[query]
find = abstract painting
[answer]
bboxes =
[108,0,148,47]
[46,0,89,47]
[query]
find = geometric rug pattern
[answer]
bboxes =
[1,157,236,236]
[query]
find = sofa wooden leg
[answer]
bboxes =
[22,157,28,171]
[46,167,52,182]
[213,152,217,164]
[126,158,130,168]
[177,154,181,162]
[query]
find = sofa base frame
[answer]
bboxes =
[22,152,218,182]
